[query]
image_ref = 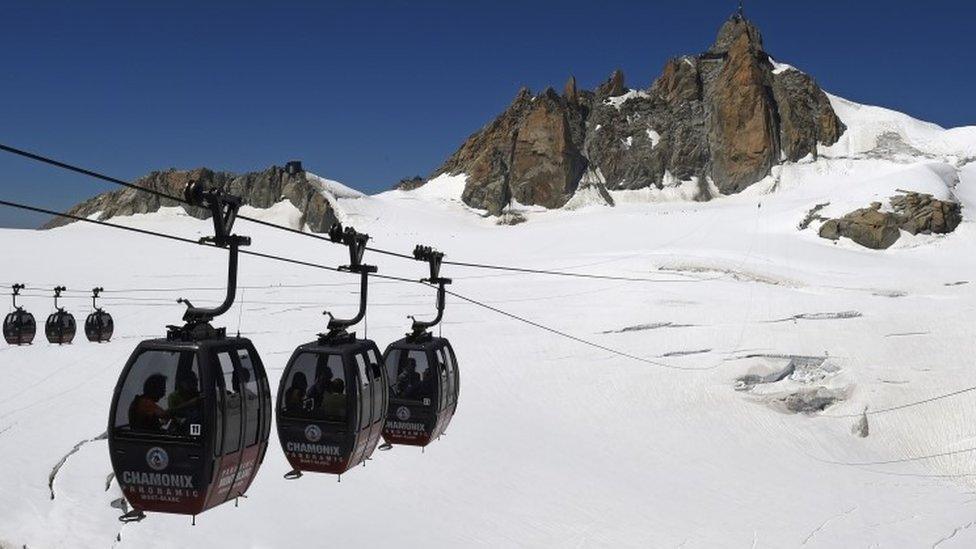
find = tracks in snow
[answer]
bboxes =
[48,431,106,500]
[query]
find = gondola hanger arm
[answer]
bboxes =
[173,181,251,334]
[53,285,66,311]
[320,223,375,341]
[11,283,24,309]
[91,287,103,310]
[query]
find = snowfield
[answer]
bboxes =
[3,95,976,548]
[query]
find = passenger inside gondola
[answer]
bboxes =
[418,367,436,400]
[279,353,347,421]
[306,362,334,411]
[115,350,205,436]
[306,358,347,420]
[395,358,421,397]
[321,378,346,418]
[128,374,168,432]
[285,372,308,413]
[167,369,202,431]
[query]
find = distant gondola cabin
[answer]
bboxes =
[382,336,459,447]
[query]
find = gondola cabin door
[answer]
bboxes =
[204,343,271,509]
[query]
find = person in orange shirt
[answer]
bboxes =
[128,374,168,431]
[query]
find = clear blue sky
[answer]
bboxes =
[2,0,973,228]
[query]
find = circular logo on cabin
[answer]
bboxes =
[304,424,322,443]
[396,406,411,421]
[146,447,169,471]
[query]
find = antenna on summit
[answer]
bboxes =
[736,0,744,19]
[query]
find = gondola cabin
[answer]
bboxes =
[275,223,387,478]
[45,286,75,345]
[2,310,35,345]
[85,287,114,343]
[107,181,270,521]
[276,338,387,475]
[85,311,113,342]
[381,244,459,448]
[3,284,35,345]
[108,335,271,517]
[382,336,459,447]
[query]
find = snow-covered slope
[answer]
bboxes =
[3,95,976,548]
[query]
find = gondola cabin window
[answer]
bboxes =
[367,350,384,422]
[394,350,433,405]
[237,349,261,447]
[355,354,371,428]
[218,352,242,454]
[436,348,448,409]
[279,353,347,422]
[113,350,203,439]
[444,346,457,407]
[384,349,402,393]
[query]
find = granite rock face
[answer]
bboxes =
[43,165,340,232]
[426,13,844,212]
[705,17,781,193]
[439,87,588,214]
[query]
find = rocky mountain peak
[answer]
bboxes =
[709,13,764,55]
[44,163,343,232]
[597,69,627,98]
[426,13,845,213]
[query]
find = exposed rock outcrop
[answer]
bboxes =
[438,87,588,215]
[394,176,425,191]
[817,192,963,249]
[508,89,588,209]
[424,12,844,213]
[818,203,901,250]
[44,165,341,232]
[773,69,844,162]
[890,191,962,234]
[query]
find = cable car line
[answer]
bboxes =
[1,142,713,285]
[820,385,976,419]
[0,198,354,276]
[0,143,184,203]
[808,445,976,467]
[440,288,716,371]
[2,197,723,372]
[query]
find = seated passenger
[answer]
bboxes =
[285,372,308,414]
[396,359,422,398]
[168,370,200,410]
[417,369,436,401]
[320,378,346,419]
[129,374,168,431]
[168,370,202,429]
[306,362,334,411]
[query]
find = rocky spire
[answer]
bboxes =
[564,75,578,104]
[597,69,626,98]
[709,11,764,55]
